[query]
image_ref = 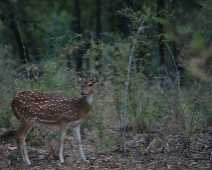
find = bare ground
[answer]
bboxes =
[0,129,212,170]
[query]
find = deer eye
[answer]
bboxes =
[89,83,92,87]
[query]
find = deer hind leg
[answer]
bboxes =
[71,125,87,162]
[15,121,35,165]
[59,122,68,163]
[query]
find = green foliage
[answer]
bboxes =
[206,109,212,124]
[26,130,36,143]
[48,131,59,140]
[139,144,145,152]
[5,108,12,115]
[8,151,19,161]
[102,137,115,151]
[118,5,170,30]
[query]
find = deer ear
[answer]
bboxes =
[75,77,84,84]
[92,75,99,83]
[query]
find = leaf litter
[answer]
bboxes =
[0,129,212,169]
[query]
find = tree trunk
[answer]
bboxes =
[10,21,29,63]
[157,0,166,66]
[69,0,82,73]
[171,0,184,82]
[123,0,133,37]
[171,0,179,62]
[95,0,102,72]
[0,1,30,63]
[74,0,82,34]
[96,0,101,40]
[22,20,40,62]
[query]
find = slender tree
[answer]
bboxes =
[170,0,184,85]
[0,0,44,63]
[96,0,102,40]
[123,0,133,37]
[119,0,134,38]
[73,0,83,73]
[74,0,82,35]
[95,0,102,72]
[157,0,166,66]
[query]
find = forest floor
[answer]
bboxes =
[1,127,212,170]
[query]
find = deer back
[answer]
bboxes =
[11,91,91,125]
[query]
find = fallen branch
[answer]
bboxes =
[188,149,212,155]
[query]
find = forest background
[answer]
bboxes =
[1,0,212,169]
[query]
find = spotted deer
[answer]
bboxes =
[11,75,99,165]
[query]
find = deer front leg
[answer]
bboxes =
[15,122,34,165]
[59,122,68,163]
[15,127,26,164]
[71,125,87,162]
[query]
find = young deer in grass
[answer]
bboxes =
[11,75,99,165]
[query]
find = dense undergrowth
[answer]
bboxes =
[1,40,212,153]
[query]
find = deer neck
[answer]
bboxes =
[76,94,93,111]
[85,94,93,105]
